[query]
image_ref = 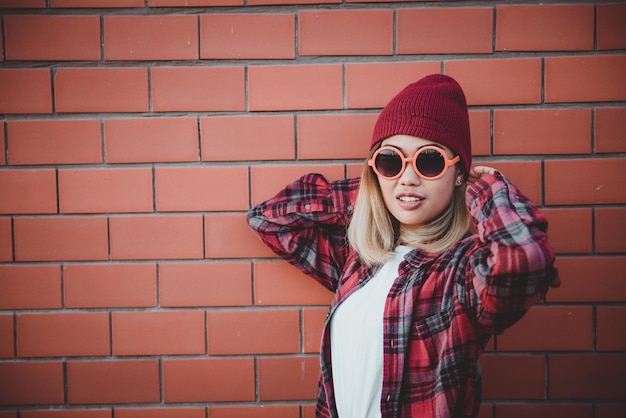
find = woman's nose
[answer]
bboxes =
[399,162,422,185]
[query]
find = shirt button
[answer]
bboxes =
[304,204,311,210]
[347,205,354,211]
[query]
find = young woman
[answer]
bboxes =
[248,74,560,418]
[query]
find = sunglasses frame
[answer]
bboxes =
[368,145,461,181]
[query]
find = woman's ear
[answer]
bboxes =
[455,169,465,186]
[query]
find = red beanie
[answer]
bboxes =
[371,74,472,177]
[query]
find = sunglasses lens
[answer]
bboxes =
[374,149,403,178]
[416,148,446,178]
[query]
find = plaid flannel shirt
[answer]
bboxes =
[248,172,560,418]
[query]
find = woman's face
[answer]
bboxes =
[375,135,463,233]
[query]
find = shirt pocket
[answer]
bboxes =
[405,309,454,400]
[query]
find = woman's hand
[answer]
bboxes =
[467,166,497,185]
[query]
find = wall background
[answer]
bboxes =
[0,0,625,417]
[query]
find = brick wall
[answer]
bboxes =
[0,1,625,417]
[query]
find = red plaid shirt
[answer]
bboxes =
[248,172,560,418]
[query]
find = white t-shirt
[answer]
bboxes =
[330,246,411,418]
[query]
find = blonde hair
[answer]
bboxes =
[347,148,471,266]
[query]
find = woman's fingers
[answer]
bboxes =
[467,166,497,184]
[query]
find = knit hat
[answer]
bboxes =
[371,74,472,177]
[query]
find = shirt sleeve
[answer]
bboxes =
[464,171,561,334]
[247,173,360,292]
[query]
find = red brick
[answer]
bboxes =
[494,109,591,155]
[481,355,545,400]
[17,312,110,357]
[398,8,492,54]
[8,120,102,165]
[596,403,626,418]
[52,0,143,6]
[480,161,542,204]
[345,62,441,109]
[496,4,594,51]
[597,307,626,351]
[297,113,376,159]
[163,358,255,402]
[545,159,626,205]
[151,66,245,112]
[469,110,491,157]
[155,166,248,211]
[0,0,46,7]
[299,10,392,56]
[0,169,56,214]
[254,260,333,306]
[445,59,542,105]
[64,263,157,308]
[497,306,593,351]
[159,262,252,307]
[0,362,64,406]
[545,55,626,103]
[542,208,592,254]
[5,15,100,61]
[0,314,14,358]
[113,311,205,356]
[209,405,300,418]
[348,161,370,179]
[258,356,319,401]
[109,215,203,260]
[597,3,626,50]
[302,406,316,418]
[595,107,626,153]
[0,69,52,114]
[205,213,275,259]
[21,411,111,418]
[595,207,626,253]
[548,256,626,303]
[495,403,592,418]
[303,308,326,353]
[0,265,61,309]
[59,168,153,214]
[105,15,198,60]
[250,164,345,206]
[55,68,149,113]
[549,354,626,399]
[0,218,12,262]
[201,14,294,59]
[116,408,204,418]
[477,404,493,418]
[151,0,241,6]
[14,217,108,262]
[208,309,300,355]
[67,360,160,404]
[249,0,336,4]
[248,64,342,111]
[105,117,199,164]
[0,124,5,165]
[201,115,295,162]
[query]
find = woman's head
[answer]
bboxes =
[371,74,472,179]
[348,74,472,265]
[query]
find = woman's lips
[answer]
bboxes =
[396,193,424,210]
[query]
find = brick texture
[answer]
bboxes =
[8,120,103,165]
[1,2,624,417]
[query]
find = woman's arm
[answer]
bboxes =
[464,168,560,334]
[247,173,360,292]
